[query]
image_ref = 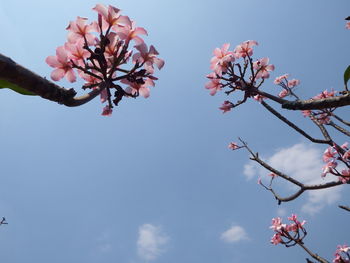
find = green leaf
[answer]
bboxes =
[0,79,36,96]
[344,65,350,89]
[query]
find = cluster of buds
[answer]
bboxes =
[273,74,300,98]
[46,4,164,116]
[205,41,275,113]
[333,245,350,263]
[322,143,350,183]
[270,214,306,247]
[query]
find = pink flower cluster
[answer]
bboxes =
[228,142,240,150]
[301,89,338,124]
[273,74,300,98]
[322,143,350,183]
[205,41,274,113]
[333,245,350,263]
[46,4,164,116]
[270,214,306,246]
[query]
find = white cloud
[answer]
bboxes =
[220,225,249,243]
[243,143,343,215]
[137,224,168,261]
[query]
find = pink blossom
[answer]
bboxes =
[346,21,350,30]
[268,172,278,178]
[321,160,337,177]
[337,245,350,253]
[287,79,300,88]
[253,57,275,79]
[46,46,76,82]
[205,79,222,96]
[333,245,350,263]
[278,89,289,98]
[274,74,289,85]
[219,101,233,113]
[66,16,95,44]
[234,40,258,58]
[93,4,131,30]
[323,146,337,162]
[228,142,239,150]
[122,78,154,98]
[340,169,350,184]
[341,142,349,150]
[64,39,90,66]
[133,43,164,74]
[270,217,286,231]
[117,21,147,45]
[210,43,235,76]
[342,150,350,161]
[101,105,113,116]
[313,89,336,100]
[271,233,282,245]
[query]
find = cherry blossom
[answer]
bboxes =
[46,4,163,116]
[321,160,337,177]
[46,46,76,82]
[234,40,258,58]
[117,21,147,45]
[219,101,233,113]
[287,79,300,88]
[133,43,165,74]
[228,142,239,150]
[253,57,275,79]
[210,43,235,76]
[271,233,282,245]
[333,245,350,263]
[101,105,113,116]
[205,78,222,96]
[323,146,337,162]
[313,89,336,100]
[274,74,289,85]
[66,16,95,44]
[270,214,307,247]
[346,21,350,29]
[343,150,350,161]
[268,172,278,178]
[340,169,350,184]
[278,89,289,98]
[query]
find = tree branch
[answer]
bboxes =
[239,138,343,203]
[261,101,331,145]
[0,53,104,107]
[281,93,350,110]
[338,205,350,212]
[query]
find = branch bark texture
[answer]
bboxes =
[0,53,103,107]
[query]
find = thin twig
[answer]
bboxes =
[240,138,342,203]
[261,101,331,145]
[327,121,350,137]
[338,205,350,212]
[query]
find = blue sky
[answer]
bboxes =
[0,0,349,262]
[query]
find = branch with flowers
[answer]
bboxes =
[270,214,350,263]
[206,18,350,263]
[206,39,350,201]
[0,4,164,116]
